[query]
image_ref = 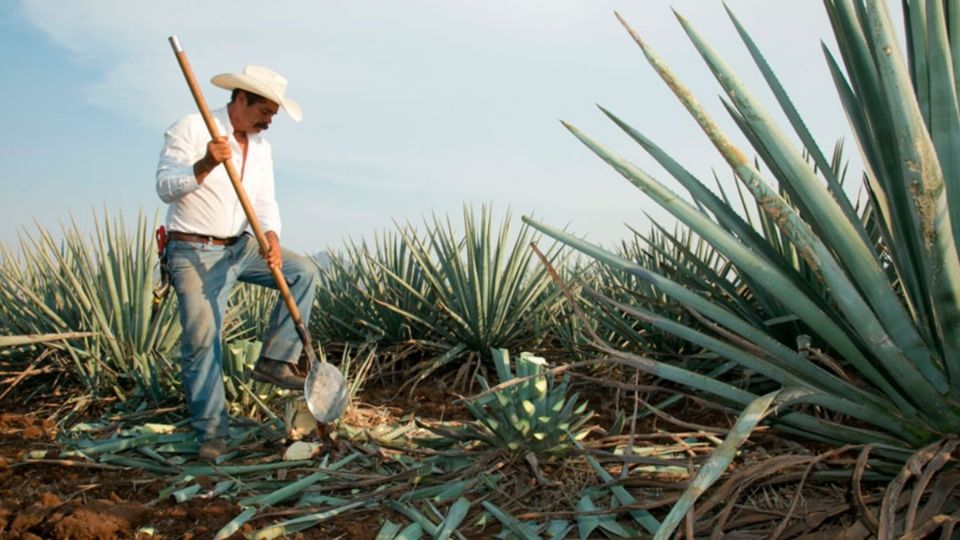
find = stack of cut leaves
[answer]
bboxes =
[58,413,368,539]
[34,347,723,539]
[525,1,960,538]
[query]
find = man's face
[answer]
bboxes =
[236,92,280,134]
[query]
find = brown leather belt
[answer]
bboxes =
[168,231,242,246]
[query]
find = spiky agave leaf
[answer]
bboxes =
[311,229,436,345]
[526,1,960,464]
[386,206,566,355]
[0,209,182,400]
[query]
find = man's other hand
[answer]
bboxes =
[262,231,283,270]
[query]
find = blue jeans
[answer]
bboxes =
[166,234,319,441]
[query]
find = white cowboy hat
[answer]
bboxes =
[211,65,303,122]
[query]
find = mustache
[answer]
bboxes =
[254,122,270,130]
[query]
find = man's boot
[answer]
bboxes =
[251,358,306,390]
[198,437,228,461]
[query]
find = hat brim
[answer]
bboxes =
[212,73,303,122]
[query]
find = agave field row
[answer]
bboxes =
[0,207,710,407]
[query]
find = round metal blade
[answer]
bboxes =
[304,360,348,423]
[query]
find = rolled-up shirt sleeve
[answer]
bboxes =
[156,117,202,203]
[253,150,282,238]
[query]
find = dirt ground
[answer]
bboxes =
[0,374,749,540]
[0,384,473,540]
[6,372,950,539]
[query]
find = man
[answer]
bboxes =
[156,65,318,460]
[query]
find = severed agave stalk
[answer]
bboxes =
[460,348,593,458]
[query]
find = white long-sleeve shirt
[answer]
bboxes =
[156,106,282,238]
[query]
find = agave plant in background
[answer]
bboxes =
[383,206,567,385]
[525,2,960,534]
[225,283,279,344]
[538,261,596,359]
[311,229,434,345]
[596,226,735,353]
[0,210,182,401]
[309,206,572,388]
[548,227,738,407]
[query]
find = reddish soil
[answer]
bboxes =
[0,372,671,539]
[0,389,439,540]
[358,382,472,423]
[5,370,925,539]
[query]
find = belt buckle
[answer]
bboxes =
[206,235,214,246]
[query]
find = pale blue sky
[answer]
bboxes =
[0,1,871,254]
